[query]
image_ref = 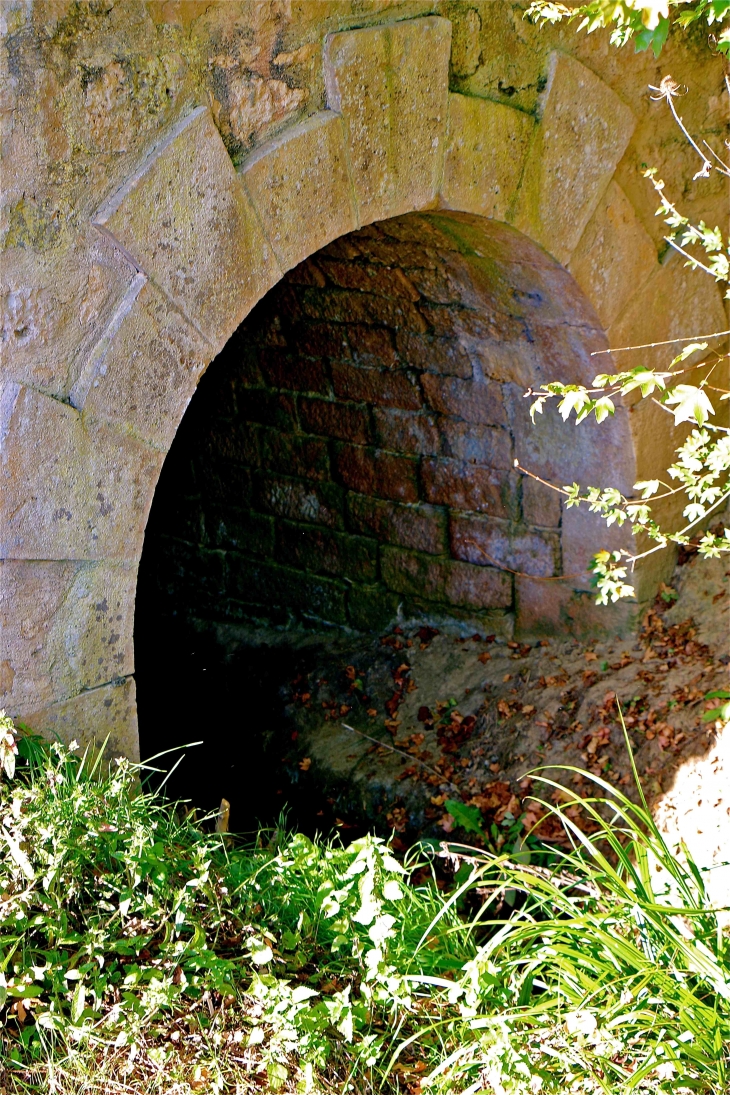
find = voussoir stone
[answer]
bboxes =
[568,180,657,329]
[71,275,210,451]
[441,93,534,221]
[511,52,635,266]
[324,17,451,226]
[23,678,139,762]
[0,560,137,715]
[0,382,162,561]
[93,106,281,351]
[241,110,358,273]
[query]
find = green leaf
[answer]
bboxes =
[593,396,615,423]
[445,800,485,836]
[664,385,716,427]
[70,980,86,1024]
[670,342,708,366]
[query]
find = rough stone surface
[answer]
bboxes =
[94,107,280,349]
[241,110,357,273]
[381,546,512,609]
[511,52,635,265]
[23,678,139,763]
[73,278,211,451]
[324,17,451,225]
[441,93,534,220]
[0,560,137,715]
[5,3,721,758]
[568,180,657,329]
[1,226,138,401]
[1,383,163,561]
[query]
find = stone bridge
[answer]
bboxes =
[1,3,726,761]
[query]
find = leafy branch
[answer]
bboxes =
[526,0,730,58]
[523,74,730,603]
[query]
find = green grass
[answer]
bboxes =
[1,714,728,1094]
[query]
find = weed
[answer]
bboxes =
[1,715,728,1093]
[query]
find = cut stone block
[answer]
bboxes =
[72,276,210,451]
[511,53,635,266]
[241,110,357,273]
[23,678,139,762]
[0,383,163,561]
[568,181,657,328]
[609,253,728,534]
[441,93,534,221]
[1,226,138,401]
[94,106,281,351]
[0,560,137,714]
[324,17,451,225]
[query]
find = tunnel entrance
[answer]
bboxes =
[135,211,630,830]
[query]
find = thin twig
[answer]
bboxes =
[341,723,461,793]
[590,329,730,356]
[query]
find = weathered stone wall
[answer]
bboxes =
[1,2,726,760]
[145,211,627,638]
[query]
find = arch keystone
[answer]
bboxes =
[324,17,451,226]
[241,110,357,273]
[511,52,635,265]
[93,106,280,352]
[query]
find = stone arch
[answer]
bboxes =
[2,16,725,761]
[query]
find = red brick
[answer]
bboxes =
[227,557,347,624]
[380,216,459,249]
[276,521,378,580]
[522,476,563,528]
[381,547,512,609]
[259,347,329,394]
[422,458,514,519]
[238,389,297,430]
[395,330,472,378]
[301,288,428,332]
[514,578,634,640]
[207,508,274,556]
[299,398,372,444]
[285,258,327,286]
[319,259,419,301]
[332,363,422,410]
[355,237,438,269]
[439,421,512,469]
[347,584,400,631]
[334,445,418,503]
[347,493,447,555]
[348,325,398,368]
[203,422,260,467]
[421,374,506,425]
[259,427,330,482]
[295,322,350,360]
[255,473,344,528]
[319,236,362,261]
[406,265,464,304]
[373,408,440,456]
[450,514,559,577]
[227,348,264,388]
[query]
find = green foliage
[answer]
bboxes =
[2,720,729,1093]
[526,1,730,57]
[523,74,730,604]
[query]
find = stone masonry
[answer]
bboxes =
[1,4,726,760]
[145,212,631,640]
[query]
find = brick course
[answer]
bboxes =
[346,493,447,554]
[146,213,607,634]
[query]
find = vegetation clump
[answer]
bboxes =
[1,718,728,1093]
